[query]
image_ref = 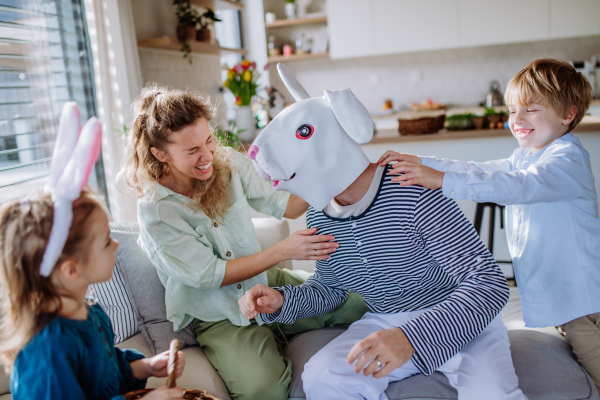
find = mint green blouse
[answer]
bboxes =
[137,147,290,330]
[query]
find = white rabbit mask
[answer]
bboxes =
[249,64,373,210]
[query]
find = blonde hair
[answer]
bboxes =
[121,85,232,221]
[0,191,101,372]
[505,58,593,131]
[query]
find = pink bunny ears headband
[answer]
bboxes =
[39,102,102,277]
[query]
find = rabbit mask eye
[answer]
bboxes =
[296,124,314,140]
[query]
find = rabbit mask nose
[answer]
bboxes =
[248,145,259,161]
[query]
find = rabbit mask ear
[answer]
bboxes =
[325,89,373,144]
[278,63,311,101]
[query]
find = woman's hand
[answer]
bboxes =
[378,151,421,167]
[141,387,184,399]
[278,227,338,261]
[239,284,284,320]
[131,351,186,380]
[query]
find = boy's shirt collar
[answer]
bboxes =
[524,132,573,159]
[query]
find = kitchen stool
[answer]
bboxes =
[473,203,514,279]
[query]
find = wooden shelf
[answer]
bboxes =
[190,0,243,10]
[267,51,329,63]
[138,37,247,55]
[265,16,327,28]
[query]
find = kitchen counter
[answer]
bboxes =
[371,114,600,145]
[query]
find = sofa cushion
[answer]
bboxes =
[88,222,141,344]
[109,225,198,354]
[117,333,232,400]
[90,250,138,343]
[0,367,9,397]
[285,293,600,400]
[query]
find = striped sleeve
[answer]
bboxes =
[259,269,349,324]
[400,188,510,376]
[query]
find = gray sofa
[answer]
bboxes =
[0,218,597,400]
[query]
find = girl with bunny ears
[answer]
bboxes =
[121,86,368,400]
[0,103,185,400]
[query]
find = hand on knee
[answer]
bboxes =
[347,327,415,378]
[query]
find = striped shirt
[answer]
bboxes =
[261,165,510,376]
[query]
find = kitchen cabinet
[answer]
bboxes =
[549,0,600,39]
[327,0,375,59]
[373,0,459,55]
[328,0,599,60]
[458,0,549,47]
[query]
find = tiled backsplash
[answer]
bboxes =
[271,35,600,114]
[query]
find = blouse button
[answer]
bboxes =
[237,284,242,289]
[226,251,232,257]
[357,241,362,247]
[214,222,219,228]
[352,222,357,228]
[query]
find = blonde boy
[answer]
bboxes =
[379,58,600,389]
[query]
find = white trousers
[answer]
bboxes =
[302,310,527,400]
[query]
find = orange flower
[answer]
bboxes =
[235,97,242,105]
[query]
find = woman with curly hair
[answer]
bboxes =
[121,86,367,400]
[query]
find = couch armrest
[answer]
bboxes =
[252,218,292,270]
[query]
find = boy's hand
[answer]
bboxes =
[390,162,444,190]
[378,151,421,166]
[132,351,186,380]
[239,284,284,320]
[141,387,184,399]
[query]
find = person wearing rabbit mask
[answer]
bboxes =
[239,64,527,400]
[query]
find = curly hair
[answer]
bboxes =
[120,85,233,221]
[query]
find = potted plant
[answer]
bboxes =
[173,0,199,62]
[472,114,485,130]
[283,0,296,20]
[197,8,221,42]
[444,113,475,131]
[212,123,242,148]
[484,107,501,129]
[223,60,260,141]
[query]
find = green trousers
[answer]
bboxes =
[192,267,368,400]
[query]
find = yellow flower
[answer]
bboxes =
[228,70,236,80]
[243,70,252,82]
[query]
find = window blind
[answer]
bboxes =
[0,0,105,204]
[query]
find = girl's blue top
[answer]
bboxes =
[10,304,147,399]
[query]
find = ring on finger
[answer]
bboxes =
[375,359,382,367]
[314,249,317,256]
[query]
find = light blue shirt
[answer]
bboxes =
[421,133,600,327]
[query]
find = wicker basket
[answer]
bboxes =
[398,114,445,135]
[124,340,221,400]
